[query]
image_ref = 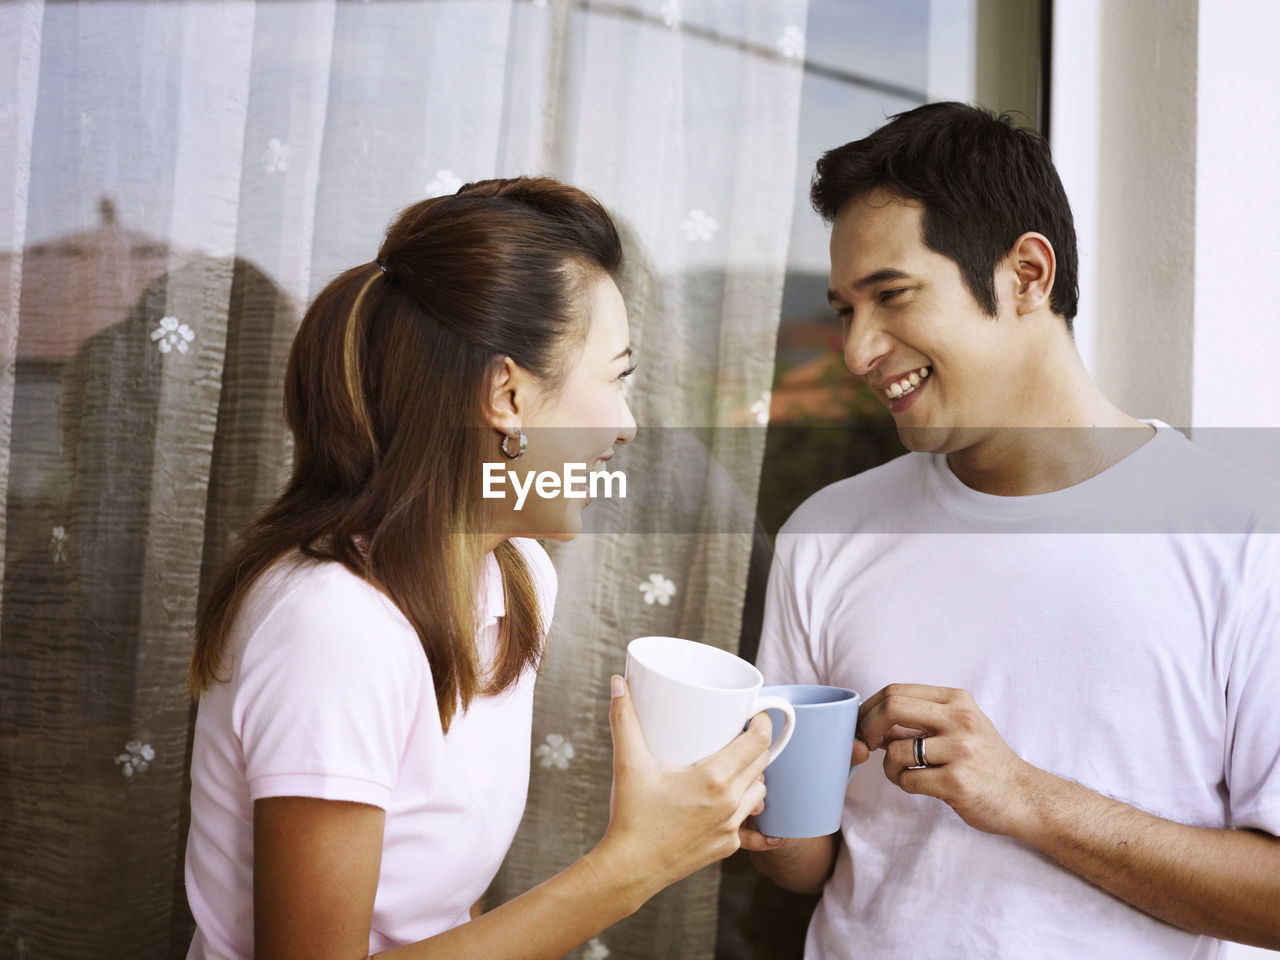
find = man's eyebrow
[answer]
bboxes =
[827,268,914,304]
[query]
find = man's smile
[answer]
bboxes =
[870,365,932,412]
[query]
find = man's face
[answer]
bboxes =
[827,189,1032,454]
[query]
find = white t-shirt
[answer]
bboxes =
[757,425,1280,959]
[185,538,556,960]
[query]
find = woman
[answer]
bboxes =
[184,177,774,960]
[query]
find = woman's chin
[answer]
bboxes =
[536,506,585,542]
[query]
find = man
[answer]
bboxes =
[744,102,1280,957]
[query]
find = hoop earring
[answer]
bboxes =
[500,429,528,460]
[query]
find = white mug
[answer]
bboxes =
[624,636,796,766]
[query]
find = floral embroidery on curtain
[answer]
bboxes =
[0,2,807,957]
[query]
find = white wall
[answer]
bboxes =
[1193,0,1280,429]
[1089,0,1202,426]
[1190,0,1280,486]
[1047,0,1100,376]
[1056,0,1280,435]
[1052,3,1280,957]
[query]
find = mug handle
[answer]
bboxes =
[751,695,796,764]
[847,705,864,782]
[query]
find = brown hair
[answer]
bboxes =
[190,177,623,730]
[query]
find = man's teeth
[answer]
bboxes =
[886,367,931,399]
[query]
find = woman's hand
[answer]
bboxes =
[586,676,771,906]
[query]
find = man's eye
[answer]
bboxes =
[878,288,906,303]
[836,307,853,320]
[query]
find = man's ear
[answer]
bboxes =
[1006,232,1056,316]
[484,356,537,433]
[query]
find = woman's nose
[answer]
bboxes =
[616,394,637,444]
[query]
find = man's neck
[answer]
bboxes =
[945,340,1154,496]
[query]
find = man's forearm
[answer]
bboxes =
[748,833,838,896]
[1016,769,1280,947]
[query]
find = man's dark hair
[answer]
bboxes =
[811,102,1079,328]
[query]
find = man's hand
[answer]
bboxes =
[857,683,1044,839]
[856,682,1280,947]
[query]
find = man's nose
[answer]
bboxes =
[842,316,893,378]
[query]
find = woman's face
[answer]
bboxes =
[487,272,637,542]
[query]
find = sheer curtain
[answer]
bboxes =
[0,1,807,957]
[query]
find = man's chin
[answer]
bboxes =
[894,424,981,455]
[895,424,952,453]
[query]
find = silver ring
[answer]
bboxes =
[913,735,928,768]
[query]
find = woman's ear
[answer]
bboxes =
[484,356,537,432]
[1007,232,1056,316]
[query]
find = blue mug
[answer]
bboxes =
[754,684,861,839]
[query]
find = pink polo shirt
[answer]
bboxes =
[184,538,556,960]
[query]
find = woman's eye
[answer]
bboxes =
[617,364,637,382]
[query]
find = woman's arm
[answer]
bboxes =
[255,796,385,959]
[254,676,772,960]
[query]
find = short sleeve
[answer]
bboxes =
[1225,534,1280,835]
[234,568,428,809]
[755,532,824,686]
